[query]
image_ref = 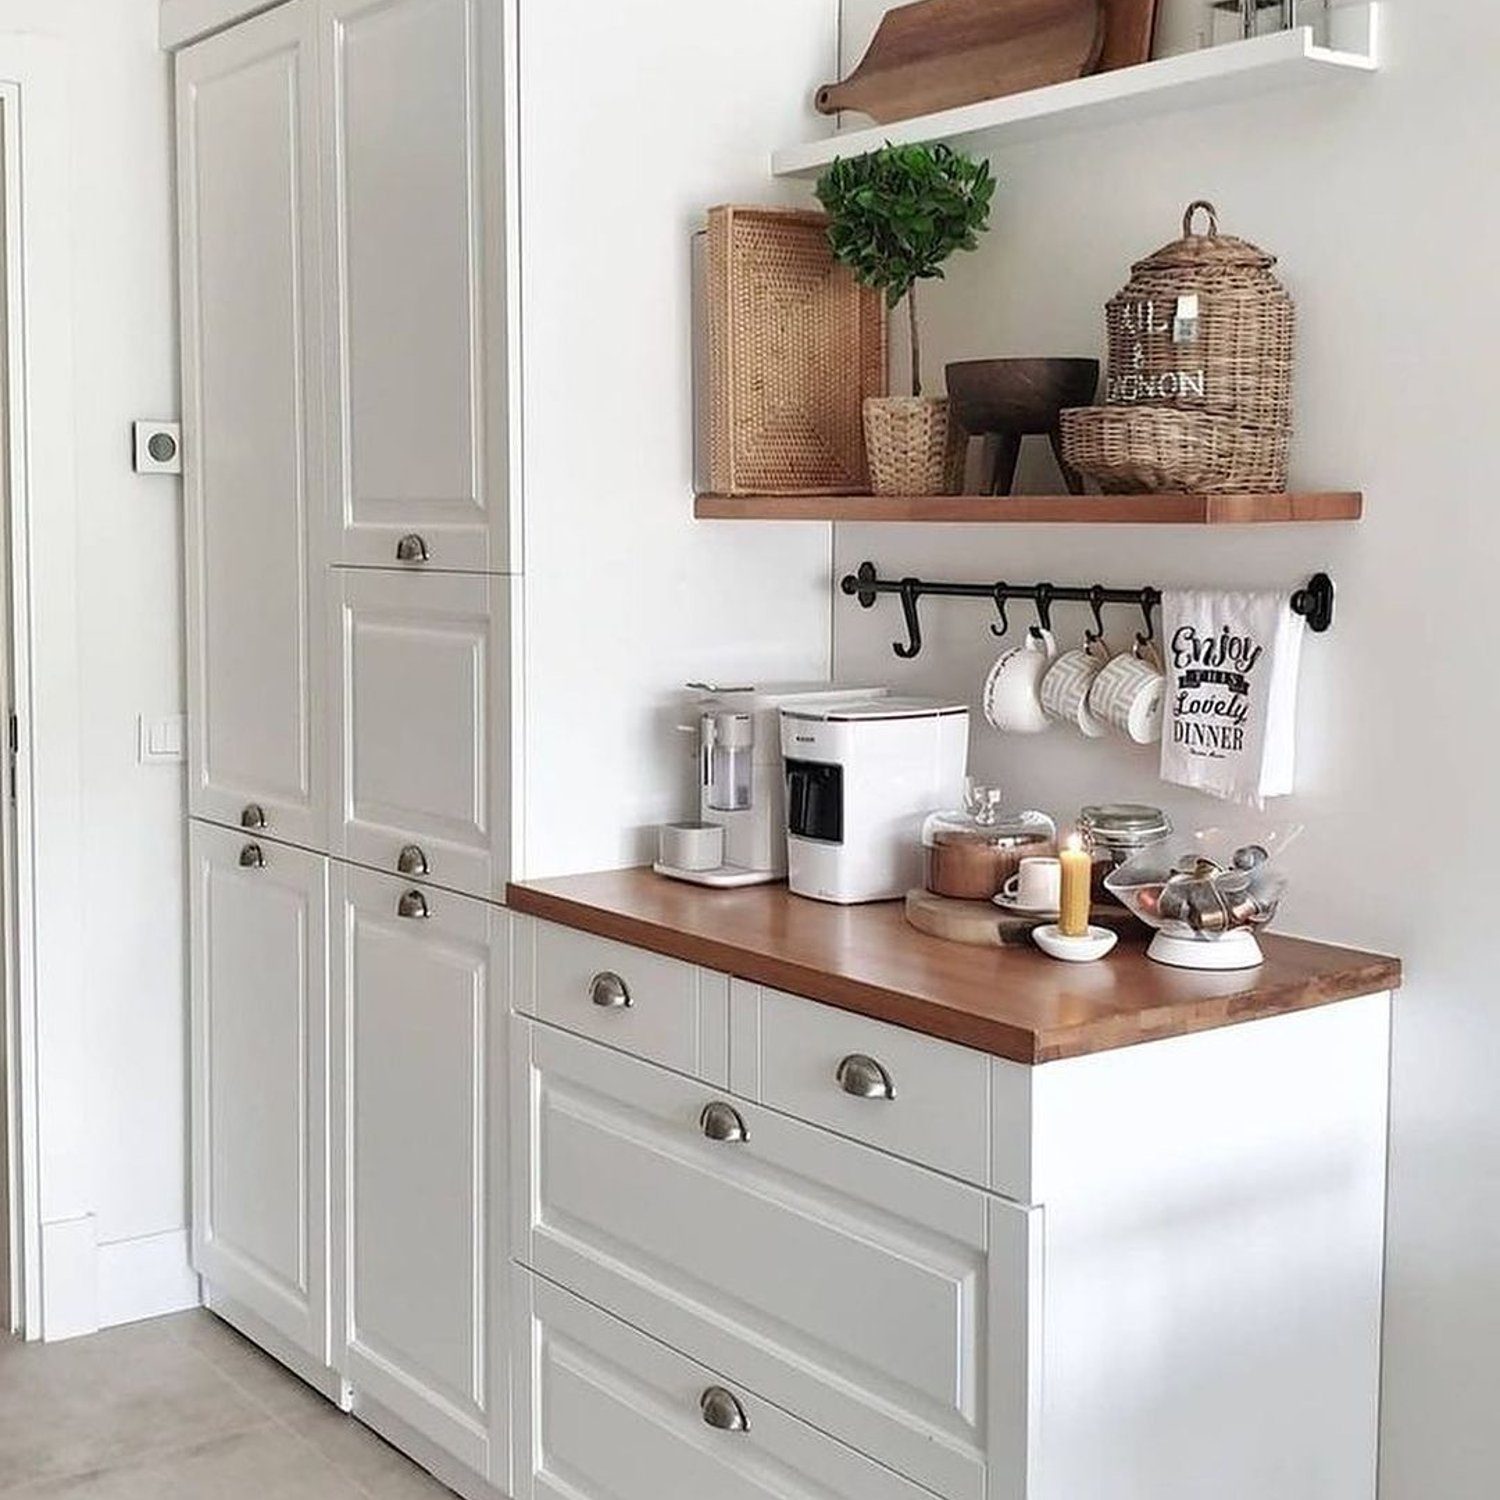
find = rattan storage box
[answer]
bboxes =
[705,206,887,497]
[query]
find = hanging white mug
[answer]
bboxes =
[984,628,1057,734]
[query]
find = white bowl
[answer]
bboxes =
[1031,924,1119,963]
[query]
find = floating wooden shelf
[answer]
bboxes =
[772,19,1379,179]
[695,491,1363,525]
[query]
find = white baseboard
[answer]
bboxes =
[97,1228,202,1329]
[40,1215,98,1341]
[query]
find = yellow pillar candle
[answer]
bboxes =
[1059,833,1092,939]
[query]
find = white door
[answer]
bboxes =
[331,568,511,899]
[177,3,329,850]
[319,0,514,572]
[334,863,509,1481]
[190,820,330,1366]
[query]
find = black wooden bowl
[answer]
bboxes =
[945,358,1101,436]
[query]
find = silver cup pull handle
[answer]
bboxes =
[395,533,430,564]
[240,803,267,830]
[700,1386,749,1433]
[396,844,429,877]
[238,843,265,869]
[699,1101,748,1144]
[836,1053,895,1101]
[397,889,430,920]
[589,972,632,1010]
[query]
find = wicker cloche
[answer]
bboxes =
[1063,201,1296,493]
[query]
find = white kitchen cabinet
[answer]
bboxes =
[330,568,512,898]
[514,1269,936,1500]
[513,1017,1039,1500]
[319,0,515,573]
[177,2,330,851]
[189,820,331,1370]
[334,863,510,1484]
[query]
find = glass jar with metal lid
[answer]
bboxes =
[1078,803,1173,900]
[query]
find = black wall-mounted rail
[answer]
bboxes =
[840,561,1336,660]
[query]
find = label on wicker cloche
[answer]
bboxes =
[1106,299,1206,405]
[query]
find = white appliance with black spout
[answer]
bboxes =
[782,697,970,904]
[655,683,887,888]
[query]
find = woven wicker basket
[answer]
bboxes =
[1104,201,1294,432]
[863,397,967,495]
[706,206,887,496]
[1059,405,1289,494]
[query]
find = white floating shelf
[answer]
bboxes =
[771,21,1379,179]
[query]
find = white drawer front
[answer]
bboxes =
[515,1271,934,1500]
[331,568,512,901]
[733,982,1035,1202]
[518,917,728,1085]
[514,1019,1038,1500]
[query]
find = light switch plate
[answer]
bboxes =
[138,714,186,764]
[133,420,182,475]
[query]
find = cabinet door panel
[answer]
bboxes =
[331,569,511,899]
[190,821,330,1365]
[321,0,512,571]
[336,864,509,1480]
[515,1020,1039,1500]
[178,2,327,848]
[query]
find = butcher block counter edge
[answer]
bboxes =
[505,869,1402,1066]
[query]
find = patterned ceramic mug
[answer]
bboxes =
[1088,638,1165,745]
[1040,636,1111,738]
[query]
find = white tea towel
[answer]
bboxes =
[1159,588,1306,807]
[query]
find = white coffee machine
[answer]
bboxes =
[655,683,886,888]
[782,697,969,904]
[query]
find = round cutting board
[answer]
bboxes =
[904,888,1139,948]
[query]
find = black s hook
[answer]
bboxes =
[1087,585,1107,644]
[989,583,1011,639]
[893,578,923,660]
[1032,583,1055,638]
[1138,590,1158,646]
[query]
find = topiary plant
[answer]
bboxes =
[815,143,996,398]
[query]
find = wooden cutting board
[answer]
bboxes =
[904,888,1140,948]
[816,0,1108,124]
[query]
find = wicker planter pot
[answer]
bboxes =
[863,397,966,496]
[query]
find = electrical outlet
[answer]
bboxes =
[138,714,186,764]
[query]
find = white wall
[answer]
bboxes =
[517,0,841,877]
[826,3,1497,1495]
[5,1,191,1328]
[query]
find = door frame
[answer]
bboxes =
[0,40,82,1341]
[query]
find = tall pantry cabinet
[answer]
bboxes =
[177,1,515,1493]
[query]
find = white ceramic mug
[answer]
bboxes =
[658,821,725,872]
[1087,639,1165,745]
[1001,856,1063,912]
[1040,636,1110,738]
[983,627,1057,734]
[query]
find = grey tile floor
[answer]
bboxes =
[0,1310,455,1497]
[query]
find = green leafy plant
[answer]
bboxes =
[815,143,996,398]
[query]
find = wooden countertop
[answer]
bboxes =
[506,870,1402,1065]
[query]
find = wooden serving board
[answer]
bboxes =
[1098,0,1160,72]
[817,0,1107,125]
[904,888,1139,948]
